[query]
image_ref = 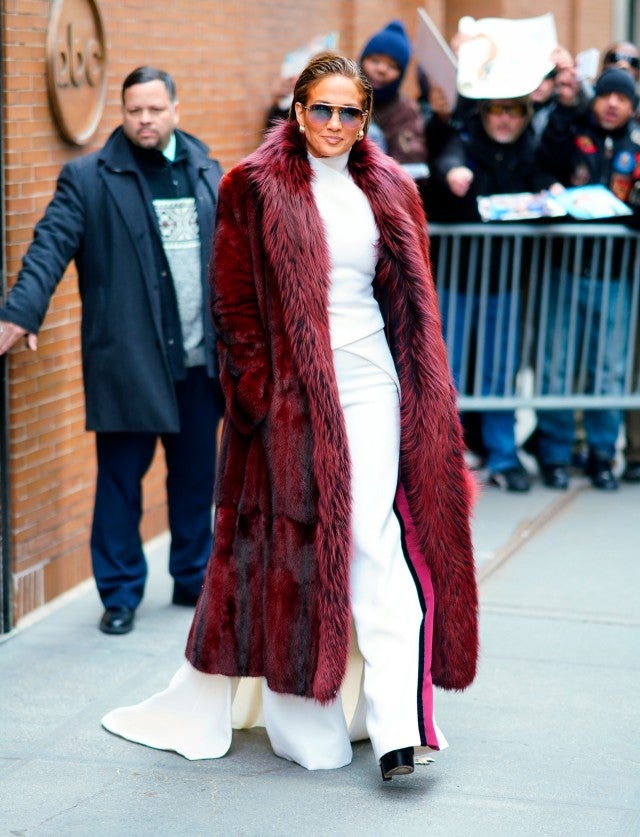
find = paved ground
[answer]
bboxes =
[1,473,639,836]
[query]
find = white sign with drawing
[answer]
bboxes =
[456,13,557,99]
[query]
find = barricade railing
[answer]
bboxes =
[428,222,640,410]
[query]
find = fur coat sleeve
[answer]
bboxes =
[210,171,272,434]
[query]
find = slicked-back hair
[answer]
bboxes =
[289,52,373,134]
[121,67,177,103]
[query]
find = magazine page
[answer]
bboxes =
[477,192,566,222]
[552,185,633,220]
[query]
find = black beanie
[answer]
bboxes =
[594,67,639,107]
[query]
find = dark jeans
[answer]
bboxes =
[91,367,224,610]
[440,289,521,473]
[537,273,629,464]
[625,290,640,461]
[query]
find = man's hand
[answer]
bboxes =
[0,320,37,354]
[550,45,575,72]
[555,67,580,107]
[446,166,474,197]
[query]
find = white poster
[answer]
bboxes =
[456,13,557,99]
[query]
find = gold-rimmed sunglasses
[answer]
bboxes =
[301,103,367,128]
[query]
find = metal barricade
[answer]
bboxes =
[429,222,640,410]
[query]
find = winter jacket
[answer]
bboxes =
[433,114,555,223]
[0,127,222,432]
[538,107,640,273]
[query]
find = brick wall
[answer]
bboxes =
[1,0,423,624]
[1,0,616,624]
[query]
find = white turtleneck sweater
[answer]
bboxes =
[309,152,383,350]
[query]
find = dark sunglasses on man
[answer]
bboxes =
[604,50,640,70]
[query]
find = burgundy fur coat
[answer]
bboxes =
[186,121,478,703]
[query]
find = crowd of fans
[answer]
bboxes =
[264,23,640,494]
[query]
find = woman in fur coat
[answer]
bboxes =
[102,53,478,782]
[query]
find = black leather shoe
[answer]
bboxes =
[622,460,640,482]
[489,465,530,492]
[540,463,570,490]
[586,455,618,491]
[172,585,200,607]
[99,607,135,635]
[522,428,540,458]
[379,747,415,781]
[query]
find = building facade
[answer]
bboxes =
[0,0,630,629]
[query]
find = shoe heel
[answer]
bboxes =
[379,747,415,781]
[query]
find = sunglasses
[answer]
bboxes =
[301,103,367,128]
[604,50,640,69]
[483,102,528,118]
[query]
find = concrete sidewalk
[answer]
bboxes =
[1,477,639,836]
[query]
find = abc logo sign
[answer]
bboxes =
[47,0,107,146]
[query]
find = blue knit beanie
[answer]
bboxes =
[360,20,411,75]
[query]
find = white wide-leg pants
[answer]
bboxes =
[102,331,446,768]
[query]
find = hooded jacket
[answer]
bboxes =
[186,121,478,707]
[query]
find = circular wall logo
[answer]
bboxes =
[46,0,107,146]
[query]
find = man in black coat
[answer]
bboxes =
[0,67,223,634]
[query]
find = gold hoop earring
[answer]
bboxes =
[357,129,364,141]
[299,125,305,134]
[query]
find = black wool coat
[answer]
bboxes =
[0,127,222,432]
